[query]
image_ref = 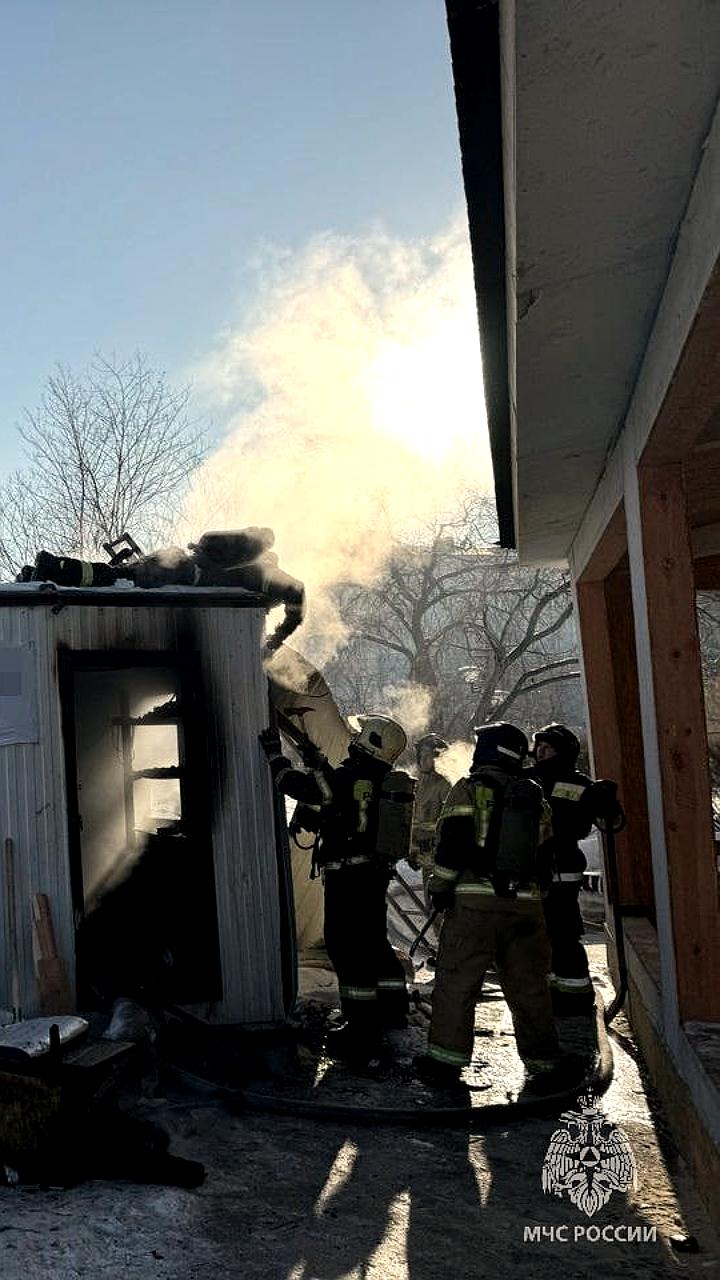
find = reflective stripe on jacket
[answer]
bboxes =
[530,765,595,876]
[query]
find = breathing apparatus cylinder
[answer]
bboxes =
[493,774,546,891]
[376,770,417,863]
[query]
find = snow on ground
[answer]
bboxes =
[0,872,717,1280]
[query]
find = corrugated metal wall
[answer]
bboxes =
[0,607,75,1020]
[0,602,285,1023]
[196,607,285,1021]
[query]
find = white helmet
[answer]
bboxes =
[353,715,407,766]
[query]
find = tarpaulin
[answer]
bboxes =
[267,646,352,965]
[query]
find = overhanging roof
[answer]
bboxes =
[448,0,720,561]
[446,0,513,548]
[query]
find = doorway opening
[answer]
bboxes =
[60,651,222,1009]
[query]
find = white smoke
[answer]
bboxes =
[178,218,491,664]
[436,740,474,785]
[382,683,434,742]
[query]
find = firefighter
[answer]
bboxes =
[529,723,597,1015]
[409,734,451,894]
[260,715,409,1061]
[415,723,567,1089]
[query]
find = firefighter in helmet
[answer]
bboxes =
[410,733,451,895]
[415,722,568,1089]
[260,714,409,1062]
[528,723,597,1014]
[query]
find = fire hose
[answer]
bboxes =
[172,995,614,1130]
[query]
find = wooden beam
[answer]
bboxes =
[684,448,720,529]
[694,554,720,592]
[638,463,720,1021]
[576,503,627,584]
[603,571,654,910]
[575,576,653,911]
[692,524,720,560]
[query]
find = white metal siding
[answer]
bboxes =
[0,608,75,1020]
[0,602,284,1023]
[197,609,284,1022]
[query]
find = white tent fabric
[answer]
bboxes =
[267,647,352,964]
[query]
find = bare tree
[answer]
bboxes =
[325,494,582,737]
[0,353,206,578]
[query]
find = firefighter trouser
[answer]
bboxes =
[323,862,408,1036]
[428,897,560,1070]
[543,881,593,999]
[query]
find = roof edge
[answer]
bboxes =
[0,585,266,609]
[445,0,515,547]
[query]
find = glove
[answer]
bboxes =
[289,803,321,836]
[591,779,619,816]
[429,887,455,912]
[298,739,325,770]
[259,728,282,759]
[591,780,626,831]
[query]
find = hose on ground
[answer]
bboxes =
[168,1001,613,1132]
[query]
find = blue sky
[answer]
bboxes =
[0,0,465,477]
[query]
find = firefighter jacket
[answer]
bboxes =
[410,768,451,867]
[529,763,595,882]
[269,751,389,871]
[427,767,551,903]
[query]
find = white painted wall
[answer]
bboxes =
[504,0,720,563]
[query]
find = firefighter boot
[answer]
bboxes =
[550,986,596,1018]
[523,1052,588,1096]
[413,1053,463,1087]
[324,1023,384,1065]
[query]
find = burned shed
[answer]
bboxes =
[0,582,296,1025]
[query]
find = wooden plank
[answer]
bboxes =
[694,554,720,591]
[692,525,720,560]
[575,578,653,910]
[685,447,720,529]
[31,895,73,1016]
[603,571,654,910]
[576,503,627,583]
[638,463,720,1021]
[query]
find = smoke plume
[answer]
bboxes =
[436,740,474,785]
[384,683,435,742]
[178,219,491,664]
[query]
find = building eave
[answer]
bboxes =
[446,0,515,548]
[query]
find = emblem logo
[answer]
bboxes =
[542,1093,636,1218]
